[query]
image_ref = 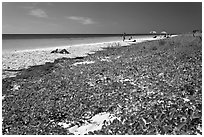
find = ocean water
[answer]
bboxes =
[2,34,155,53]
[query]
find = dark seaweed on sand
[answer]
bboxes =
[2,34,202,135]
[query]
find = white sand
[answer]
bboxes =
[2,41,129,78]
[2,35,177,78]
[58,112,119,135]
[73,61,95,66]
[2,41,127,71]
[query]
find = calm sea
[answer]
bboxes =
[2,34,155,52]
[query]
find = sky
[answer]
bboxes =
[2,2,202,34]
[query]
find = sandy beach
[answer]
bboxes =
[2,33,202,135]
[2,2,201,135]
[2,35,171,79]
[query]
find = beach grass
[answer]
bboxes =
[2,34,202,135]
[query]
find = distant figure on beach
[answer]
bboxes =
[122,33,126,41]
[51,48,59,53]
[129,36,132,40]
[51,48,70,54]
[59,49,70,54]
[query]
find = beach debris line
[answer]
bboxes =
[125,39,136,42]
[51,48,70,54]
[74,56,84,60]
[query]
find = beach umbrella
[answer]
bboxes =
[161,31,167,34]
[150,31,157,34]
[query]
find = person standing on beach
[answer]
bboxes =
[122,33,126,41]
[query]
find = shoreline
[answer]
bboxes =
[2,35,177,79]
[3,35,178,54]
